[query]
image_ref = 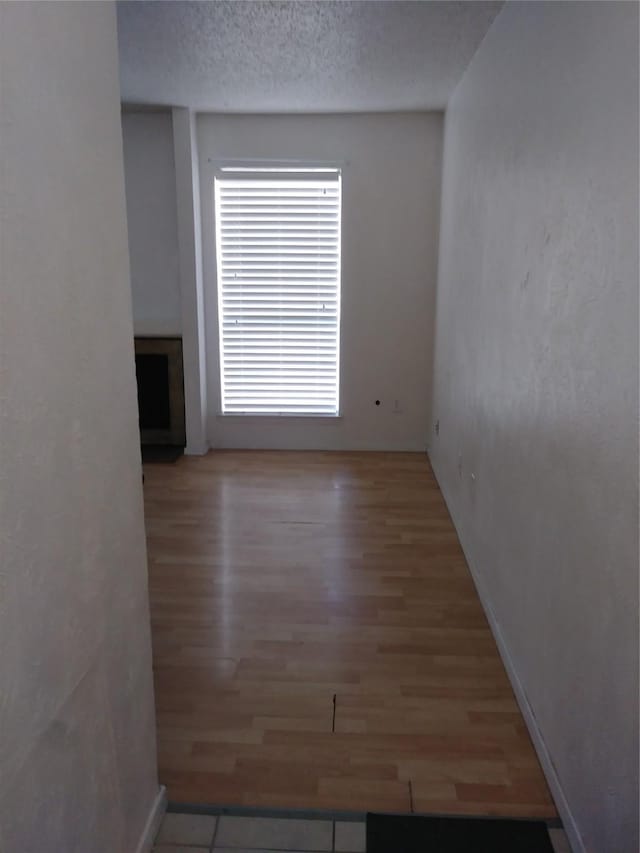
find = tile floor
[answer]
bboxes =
[153,810,571,852]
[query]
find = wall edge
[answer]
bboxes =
[134,785,167,853]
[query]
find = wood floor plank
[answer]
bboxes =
[143,450,556,818]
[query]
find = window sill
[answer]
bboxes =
[216,412,342,419]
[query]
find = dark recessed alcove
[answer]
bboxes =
[136,353,171,431]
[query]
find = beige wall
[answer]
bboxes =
[198,112,443,450]
[122,111,182,336]
[430,3,639,852]
[0,3,159,851]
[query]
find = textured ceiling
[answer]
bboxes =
[117,1,503,112]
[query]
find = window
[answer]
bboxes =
[214,167,341,415]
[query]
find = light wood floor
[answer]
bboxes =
[143,451,556,817]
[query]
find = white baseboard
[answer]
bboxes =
[184,442,209,456]
[135,785,167,853]
[429,455,584,853]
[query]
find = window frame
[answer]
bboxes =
[213,164,343,418]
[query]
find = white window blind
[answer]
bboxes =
[214,168,341,415]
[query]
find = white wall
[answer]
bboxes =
[198,113,442,450]
[430,3,638,852]
[122,110,181,335]
[0,4,160,852]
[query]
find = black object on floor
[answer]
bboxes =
[366,813,555,853]
[141,444,184,464]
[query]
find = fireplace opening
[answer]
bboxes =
[134,337,186,453]
[136,353,171,430]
